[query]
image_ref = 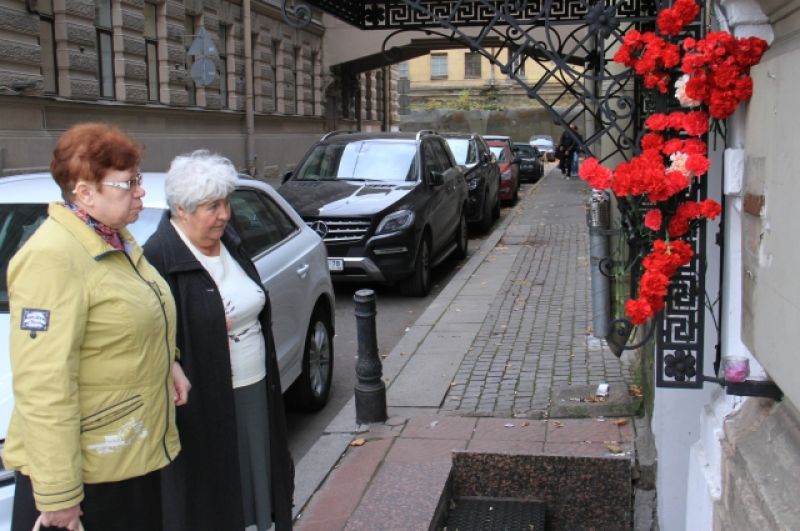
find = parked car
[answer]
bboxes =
[484,135,521,204]
[529,134,556,162]
[278,130,469,297]
[442,132,501,233]
[0,173,336,521]
[513,142,544,182]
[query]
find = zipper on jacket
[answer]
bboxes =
[122,251,175,462]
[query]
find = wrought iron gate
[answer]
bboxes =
[283,0,711,389]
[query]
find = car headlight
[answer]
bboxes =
[467,178,479,190]
[376,209,415,235]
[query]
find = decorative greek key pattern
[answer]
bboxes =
[298,0,659,28]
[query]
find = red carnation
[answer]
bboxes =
[641,133,665,151]
[626,298,653,325]
[645,113,671,131]
[661,138,684,155]
[682,111,710,136]
[578,157,614,190]
[685,153,710,175]
[699,199,722,219]
[644,209,663,231]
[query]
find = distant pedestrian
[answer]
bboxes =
[144,150,294,531]
[6,122,189,531]
[557,124,583,177]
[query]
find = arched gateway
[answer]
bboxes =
[284,0,714,390]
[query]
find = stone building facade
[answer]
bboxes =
[0,0,397,179]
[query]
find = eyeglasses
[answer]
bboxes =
[101,172,143,191]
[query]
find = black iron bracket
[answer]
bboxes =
[702,376,783,401]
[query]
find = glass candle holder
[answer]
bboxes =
[723,356,750,383]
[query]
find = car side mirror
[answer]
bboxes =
[281,171,293,184]
[429,171,445,186]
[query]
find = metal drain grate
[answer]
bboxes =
[443,496,546,530]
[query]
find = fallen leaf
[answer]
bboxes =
[552,421,564,428]
[521,421,530,427]
[629,385,643,397]
[612,419,629,426]
[350,438,366,447]
[606,443,623,454]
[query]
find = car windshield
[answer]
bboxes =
[489,146,507,162]
[0,205,166,311]
[515,145,537,158]
[295,140,418,182]
[444,138,476,165]
[0,204,49,310]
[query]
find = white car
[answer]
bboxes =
[0,173,336,525]
[529,134,556,162]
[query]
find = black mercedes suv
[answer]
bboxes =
[278,130,469,296]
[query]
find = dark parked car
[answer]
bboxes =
[529,134,556,162]
[278,130,469,297]
[443,133,501,233]
[484,135,521,204]
[513,142,544,182]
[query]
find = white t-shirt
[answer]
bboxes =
[172,220,267,388]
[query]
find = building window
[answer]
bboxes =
[184,16,196,106]
[294,47,301,114]
[271,40,280,113]
[310,51,317,115]
[95,0,114,98]
[144,2,159,102]
[511,46,526,77]
[464,51,481,79]
[430,53,448,80]
[397,61,409,80]
[38,0,57,94]
[218,25,228,108]
[251,33,259,111]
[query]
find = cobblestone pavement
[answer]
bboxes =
[440,171,634,418]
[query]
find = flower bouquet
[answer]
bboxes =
[579,0,768,325]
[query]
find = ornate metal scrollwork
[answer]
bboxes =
[297,0,714,391]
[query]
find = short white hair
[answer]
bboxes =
[165,149,238,214]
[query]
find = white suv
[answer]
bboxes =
[0,173,336,524]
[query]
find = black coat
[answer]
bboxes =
[143,212,294,531]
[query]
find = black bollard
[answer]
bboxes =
[353,289,388,424]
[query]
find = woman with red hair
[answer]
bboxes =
[4,123,189,531]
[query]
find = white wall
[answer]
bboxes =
[655,1,775,529]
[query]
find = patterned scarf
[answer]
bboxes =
[66,202,125,251]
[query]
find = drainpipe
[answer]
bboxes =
[383,66,391,131]
[587,191,611,338]
[243,0,256,176]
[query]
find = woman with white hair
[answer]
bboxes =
[143,150,294,531]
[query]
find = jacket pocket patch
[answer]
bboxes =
[85,417,149,455]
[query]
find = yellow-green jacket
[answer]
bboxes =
[3,203,181,511]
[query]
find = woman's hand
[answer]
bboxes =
[40,505,82,530]
[172,362,191,406]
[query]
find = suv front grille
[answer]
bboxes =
[307,218,372,244]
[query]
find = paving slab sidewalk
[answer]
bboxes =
[293,168,639,529]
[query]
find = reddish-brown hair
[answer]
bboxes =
[50,122,143,200]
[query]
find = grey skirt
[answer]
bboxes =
[233,378,272,531]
